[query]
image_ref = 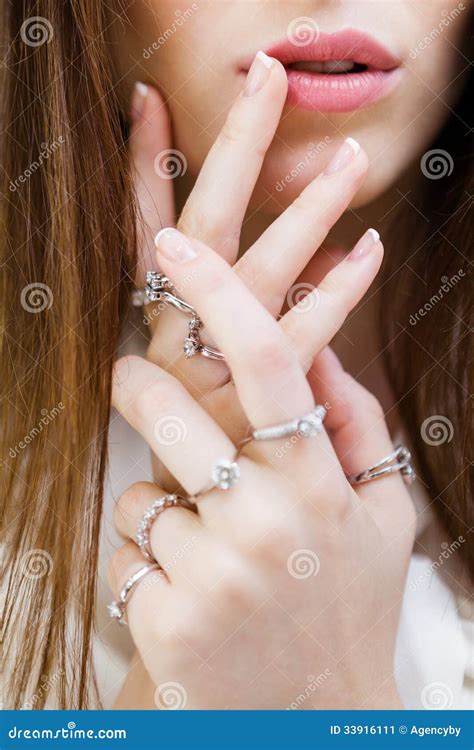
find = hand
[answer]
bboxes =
[129,54,377,489]
[109,228,416,709]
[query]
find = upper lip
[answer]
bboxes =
[262,28,400,71]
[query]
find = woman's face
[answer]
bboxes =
[121,0,472,210]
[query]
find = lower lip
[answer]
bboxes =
[285,68,402,113]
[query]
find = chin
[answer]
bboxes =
[250,152,394,216]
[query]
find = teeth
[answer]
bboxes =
[323,59,356,73]
[291,59,356,74]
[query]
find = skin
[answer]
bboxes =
[118,0,472,210]
[106,2,471,708]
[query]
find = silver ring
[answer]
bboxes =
[194,456,241,498]
[347,445,416,486]
[252,405,327,442]
[141,271,225,362]
[135,494,196,562]
[183,316,225,361]
[108,563,161,626]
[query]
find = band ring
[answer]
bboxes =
[251,405,327,442]
[108,563,161,626]
[135,494,197,562]
[347,445,416,486]
[143,271,225,362]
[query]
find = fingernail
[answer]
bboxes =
[243,51,274,97]
[324,137,360,175]
[154,228,197,264]
[348,228,380,260]
[130,82,148,122]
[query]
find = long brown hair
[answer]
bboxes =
[382,57,473,583]
[1,1,137,708]
[0,2,472,709]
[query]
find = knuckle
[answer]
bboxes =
[209,561,258,610]
[114,482,150,528]
[253,517,303,568]
[133,375,178,421]
[318,284,348,320]
[217,109,247,149]
[198,264,228,296]
[247,337,296,377]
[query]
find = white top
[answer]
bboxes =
[95,320,473,710]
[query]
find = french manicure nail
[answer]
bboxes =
[130,82,148,122]
[154,228,198,264]
[348,228,380,260]
[324,137,361,175]
[243,51,274,97]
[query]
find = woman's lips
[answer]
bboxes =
[284,67,402,113]
[263,28,402,113]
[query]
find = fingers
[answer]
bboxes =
[130,84,175,284]
[112,355,236,496]
[281,229,384,371]
[308,348,416,529]
[236,138,369,316]
[178,52,288,262]
[113,481,211,586]
[154,229,314,427]
[107,539,170,635]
